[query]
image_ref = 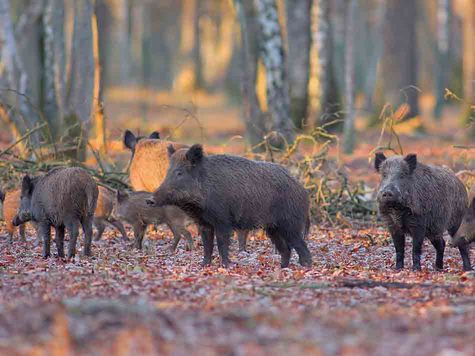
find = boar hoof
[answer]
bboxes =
[412,265,422,272]
[167,246,177,254]
[395,264,404,271]
[42,252,50,259]
[201,259,212,267]
[299,258,313,268]
[463,265,473,272]
[185,242,194,251]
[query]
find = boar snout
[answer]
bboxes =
[146,197,157,207]
[12,212,30,226]
[378,185,402,204]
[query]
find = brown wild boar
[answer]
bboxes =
[124,130,250,251]
[1,189,25,242]
[452,185,475,246]
[94,186,128,242]
[147,144,312,268]
[13,167,98,258]
[111,190,193,251]
[124,130,187,192]
[375,153,471,271]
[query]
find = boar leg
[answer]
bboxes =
[390,228,405,270]
[19,224,26,242]
[67,222,79,258]
[200,225,215,266]
[266,227,291,268]
[428,236,445,270]
[81,217,94,257]
[237,230,248,252]
[216,228,232,268]
[133,224,146,249]
[409,225,425,271]
[167,223,193,252]
[457,241,473,271]
[39,223,51,259]
[55,225,65,258]
[107,218,128,242]
[94,219,106,241]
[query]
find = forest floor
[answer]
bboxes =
[0,224,475,355]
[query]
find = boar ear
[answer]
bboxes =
[116,190,128,202]
[123,130,137,150]
[404,154,417,173]
[21,175,34,195]
[149,131,160,140]
[186,144,204,165]
[167,144,176,158]
[374,152,386,172]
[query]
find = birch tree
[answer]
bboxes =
[254,0,294,146]
[285,0,312,129]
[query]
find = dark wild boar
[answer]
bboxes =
[112,190,193,251]
[94,185,128,242]
[452,185,475,246]
[147,144,312,268]
[375,153,471,271]
[13,167,98,259]
[124,130,250,250]
[1,189,26,243]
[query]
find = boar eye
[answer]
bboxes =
[176,170,183,177]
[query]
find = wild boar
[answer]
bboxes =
[13,167,98,259]
[94,185,128,242]
[375,152,471,271]
[124,130,250,250]
[124,130,187,192]
[147,144,313,268]
[1,189,27,243]
[111,190,193,251]
[452,185,475,246]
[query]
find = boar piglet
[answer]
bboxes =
[148,144,312,268]
[375,153,471,271]
[111,190,193,251]
[13,167,98,259]
[94,186,128,242]
[1,189,26,243]
[452,185,475,246]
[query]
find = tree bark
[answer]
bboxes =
[117,0,130,85]
[43,0,66,140]
[0,0,40,146]
[66,0,95,161]
[433,0,452,119]
[254,0,294,146]
[342,0,357,154]
[285,0,312,129]
[381,0,419,119]
[463,0,474,105]
[234,0,266,149]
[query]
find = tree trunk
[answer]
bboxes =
[463,0,474,105]
[0,0,40,146]
[342,0,357,154]
[234,0,266,149]
[433,0,452,119]
[43,0,66,140]
[254,0,294,146]
[66,0,95,161]
[117,0,130,85]
[363,0,386,114]
[285,0,312,129]
[381,0,419,119]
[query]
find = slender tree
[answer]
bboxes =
[433,0,452,119]
[380,0,419,119]
[254,0,294,145]
[342,0,357,153]
[285,0,312,129]
[234,0,266,149]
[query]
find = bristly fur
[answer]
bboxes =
[375,153,471,271]
[152,146,313,268]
